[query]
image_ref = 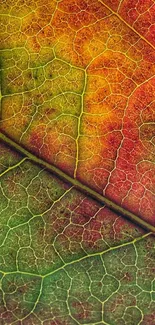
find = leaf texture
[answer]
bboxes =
[101,0,155,46]
[0,142,155,325]
[0,0,155,224]
[0,0,155,324]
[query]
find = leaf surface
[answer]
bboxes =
[1,0,155,224]
[101,0,155,46]
[0,0,155,324]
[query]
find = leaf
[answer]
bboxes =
[0,142,154,324]
[1,0,155,225]
[0,0,155,324]
[101,0,155,46]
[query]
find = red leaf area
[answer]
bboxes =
[0,0,155,225]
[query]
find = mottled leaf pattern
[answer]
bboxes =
[0,0,155,324]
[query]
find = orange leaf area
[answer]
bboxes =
[0,0,155,224]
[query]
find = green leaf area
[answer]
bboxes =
[0,141,154,325]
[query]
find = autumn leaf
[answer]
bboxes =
[0,0,155,324]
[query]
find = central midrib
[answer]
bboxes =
[0,130,155,234]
